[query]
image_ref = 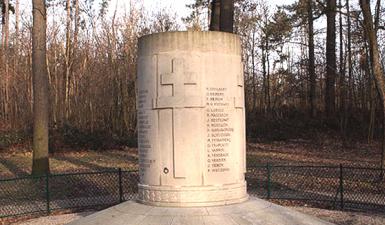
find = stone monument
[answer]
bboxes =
[137,31,247,207]
[68,31,333,225]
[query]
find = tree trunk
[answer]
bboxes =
[325,0,337,117]
[207,0,211,28]
[2,0,10,122]
[360,0,385,174]
[64,0,72,122]
[219,0,234,33]
[338,0,347,137]
[15,0,20,66]
[347,0,353,123]
[262,40,267,113]
[210,0,220,31]
[73,0,79,55]
[32,0,50,175]
[308,0,316,117]
[3,0,9,49]
[209,0,234,33]
[51,2,58,128]
[13,0,20,127]
[266,39,271,113]
[374,0,381,31]
[251,29,257,113]
[368,78,375,143]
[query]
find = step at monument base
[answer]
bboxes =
[67,198,334,225]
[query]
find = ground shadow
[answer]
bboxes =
[97,151,138,166]
[53,155,108,171]
[0,158,29,177]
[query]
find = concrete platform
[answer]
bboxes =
[67,198,333,225]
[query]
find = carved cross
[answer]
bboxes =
[154,58,204,179]
[155,59,202,109]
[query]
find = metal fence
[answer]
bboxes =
[0,164,384,219]
[246,164,385,212]
[0,169,139,219]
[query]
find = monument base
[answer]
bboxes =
[138,182,248,207]
[67,198,333,225]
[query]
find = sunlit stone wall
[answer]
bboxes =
[137,31,247,207]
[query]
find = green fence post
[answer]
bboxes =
[339,164,344,210]
[46,173,50,214]
[267,163,271,199]
[118,168,123,203]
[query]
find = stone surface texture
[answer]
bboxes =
[137,31,247,207]
[67,198,334,225]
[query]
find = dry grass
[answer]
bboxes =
[0,147,138,178]
[247,139,381,167]
[0,138,382,178]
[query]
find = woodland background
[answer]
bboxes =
[0,0,384,159]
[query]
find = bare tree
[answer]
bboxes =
[325,0,337,117]
[338,0,347,137]
[347,0,352,116]
[15,0,19,66]
[308,0,316,117]
[360,0,385,172]
[32,0,50,175]
[1,0,10,123]
[64,0,72,122]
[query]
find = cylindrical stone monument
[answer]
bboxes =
[137,31,248,207]
[69,31,333,225]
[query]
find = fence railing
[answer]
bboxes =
[247,163,385,212]
[0,164,384,219]
[0,169,139,219]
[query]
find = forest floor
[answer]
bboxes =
[247,138,382,168]
[0,137,382,178]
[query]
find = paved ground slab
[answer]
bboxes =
[67,198,334,225]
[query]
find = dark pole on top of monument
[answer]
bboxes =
[210,0,221,31]
[209,0,234,33]
[220,0,234,33]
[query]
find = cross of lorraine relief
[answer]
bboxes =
[153,58,205,179]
